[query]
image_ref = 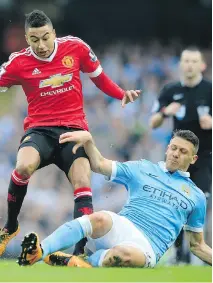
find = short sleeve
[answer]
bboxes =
[151,84,172,113]
[108,160,143,187]
[184,193,206,232]
[79,41,102,78]
[0,55,21,92]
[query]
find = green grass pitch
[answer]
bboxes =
[0,260,211,282]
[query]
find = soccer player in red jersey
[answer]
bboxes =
[0,10,140,256]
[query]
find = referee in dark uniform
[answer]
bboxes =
[150,46,212,264]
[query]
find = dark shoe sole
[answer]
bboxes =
[17,232,38,266]
[49,253,72,266]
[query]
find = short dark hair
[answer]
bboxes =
[181,46,205,62]
[172,129,199,154]
[25,10,52,31]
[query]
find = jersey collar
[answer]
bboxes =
[158,161,190,177]
[180,74,203,87]
[30,39,58,62]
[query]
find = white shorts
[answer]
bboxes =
[86,211,156,268]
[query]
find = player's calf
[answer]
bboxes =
[68,158,93,255]
[4,147,40,236]
[102,246,146,267]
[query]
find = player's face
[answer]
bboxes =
[165,137,198,172]
[180,51,206,79]
[25,25,56,58]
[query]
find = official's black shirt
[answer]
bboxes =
[153,78,212,154]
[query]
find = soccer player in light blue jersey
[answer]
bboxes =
[18,129,212,268]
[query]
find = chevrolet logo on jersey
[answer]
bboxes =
[39,74,72,89]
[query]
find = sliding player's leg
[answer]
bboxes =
[17,211,112,266]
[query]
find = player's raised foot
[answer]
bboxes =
[17,232,43,266]
[0,226,20,256]
[44,252,92,268]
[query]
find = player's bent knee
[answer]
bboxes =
[102,246,146,268]
[15,163,37,178]
[89,212,113,239]
[16,147,40,178]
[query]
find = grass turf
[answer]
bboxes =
[0,260,211,282]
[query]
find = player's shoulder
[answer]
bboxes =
[163,81,181,91]
[200,78,212,88]
[159,81,181,97]
[117,159,151,170]
[138,159,155,166]
[8,47,31,61]
[187,178,206,201]
[128,159,156,170]
[137,160,163,177]
[2,47,31,69]
[57,35,90,48]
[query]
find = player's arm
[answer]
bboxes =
[59,131,112,177]
[149,112,164,129]
[79,41,140,107]
[59,131,136,187]
[200,114,212,130]
[0,55,21,92]
[149,84,178,129]
[186,231,212,265]
[199,85,212,130]
[184,192,211,264]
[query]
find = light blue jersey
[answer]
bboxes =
[109,160,206,262]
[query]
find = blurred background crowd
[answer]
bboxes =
[0,0,212,264]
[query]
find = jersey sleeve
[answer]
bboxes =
[79,40,102,78]
[108,161,140,188]
[184,193,206,232]
[0,55,21,92]
[151,84,172,113]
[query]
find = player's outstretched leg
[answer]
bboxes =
[17,232,43,266]
[44,252,92,268]
[18,232,91,268]
[17,216,92,266]
[18,212,112,267]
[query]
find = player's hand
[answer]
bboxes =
[164,102,181,116]
[121,90,141,108]
[199,114,212,130]
[59,131,92,154]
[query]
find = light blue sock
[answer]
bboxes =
[41,219,85,259]
[88,249,109,267]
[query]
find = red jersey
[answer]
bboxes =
[0,36,105,131]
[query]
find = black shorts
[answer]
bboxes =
[19,126,89,176]
[188,151,212,194]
